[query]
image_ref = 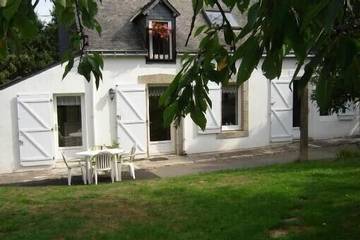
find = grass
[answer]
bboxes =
[1,159,360,240]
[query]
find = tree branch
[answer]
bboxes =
[185,0,199,47]
[214,1,236,50]
[74,0,88,60]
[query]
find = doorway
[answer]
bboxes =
[55,95,86,156]
[148,86,175,154]
[292,80,301,139]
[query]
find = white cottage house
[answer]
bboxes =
[0,0,359,174]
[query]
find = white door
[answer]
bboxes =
[270,78,293,142]
[17,93,55,166]
[148,86,175,155]
[116,85,147,154]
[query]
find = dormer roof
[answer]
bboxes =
[130,0,180,22]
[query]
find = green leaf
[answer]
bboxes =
[302,0,329,30]
[194,25,207,37]
[192,0,203,15]
[163,102,178,127]
[224,24,234,45]
[237,37,262,84]
[62,58,74,79]
[262,51,283,80]
[3,0,21,20]
[56,0,66,8]
[191,107,206,130]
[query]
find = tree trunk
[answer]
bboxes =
[299,84,309,161]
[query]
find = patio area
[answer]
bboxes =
[1,138,359,186]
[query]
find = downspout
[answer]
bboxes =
[89,74,97,147]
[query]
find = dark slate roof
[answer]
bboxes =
[87,0,247,53]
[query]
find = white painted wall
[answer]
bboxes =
[183,68,271,154]
[0,56,358,174]
[0,62,92,173]
[91,56,181,147]
[308,96,360,139]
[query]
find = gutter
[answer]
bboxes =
[86,49,305,58]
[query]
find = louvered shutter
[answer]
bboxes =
[198,83,221,134]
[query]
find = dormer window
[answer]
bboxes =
[148,20,174,61]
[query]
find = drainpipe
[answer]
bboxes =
[89,75,97,147]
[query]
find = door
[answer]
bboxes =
[270,78,293,142]
[55,95,85,154]
[116,85,147,154]
[17,93,55,166]
[148,86,175,154]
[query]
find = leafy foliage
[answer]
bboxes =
[0,19,58,85]
[160,0,360,130]
[0,0,103,87]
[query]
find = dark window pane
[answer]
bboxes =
[57,96,82,147]
[149,87,171,141]
[293,81,301,127]
[222,86,238,126]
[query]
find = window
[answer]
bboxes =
[57,96,83,147]
[222,85,240,130]
[148,20,173,61]
[204,10,241,29]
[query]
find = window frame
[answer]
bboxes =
[148,20,174,62]
[203,10,242,30]
[148,85,172,143]
[54,94,85,149]
[221,84,242,131]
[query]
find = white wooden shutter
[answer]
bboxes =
[270,78,293,142]
[17,93,55,166]
[116,85,147,153]
[199,83,221,134]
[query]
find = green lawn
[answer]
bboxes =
[1,159,360,240]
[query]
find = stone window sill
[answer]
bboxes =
[216,130,249,139]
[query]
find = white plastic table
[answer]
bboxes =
[76,148,124,184]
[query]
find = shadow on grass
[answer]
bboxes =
[0,169,160,187]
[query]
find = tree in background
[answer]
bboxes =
[0,18,58,85]
[0,0,103,87]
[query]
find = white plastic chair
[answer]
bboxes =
[117,146,137,180]
[61,152,86,186]
[92,151,115,184]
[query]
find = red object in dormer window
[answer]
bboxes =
[151,22,171,39]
